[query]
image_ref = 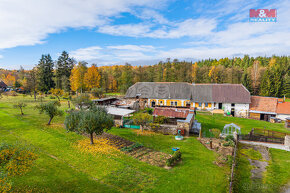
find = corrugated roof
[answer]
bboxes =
[249,96,278,113]
[106,107,135,116]
[153,107,189,118]
[277,101,290,115]
[125,82,251,103]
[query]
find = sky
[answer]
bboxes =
[0,0,289,69]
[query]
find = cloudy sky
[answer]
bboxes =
[0,0,289,69]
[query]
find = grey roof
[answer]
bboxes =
[125,82,251,103]
[0,81,7,88]
[92,97,117,102]
[106,107,135,116]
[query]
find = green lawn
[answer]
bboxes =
[0,95,228,193]
[233,144,290,193]
[196,111,289,134]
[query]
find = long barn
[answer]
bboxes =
[125,82,251,118]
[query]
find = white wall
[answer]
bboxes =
[235,104,249,118]
[277,114,290,121]
[215,103,249,118]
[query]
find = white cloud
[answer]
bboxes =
[71,46,104,61]
[0,0,166,49]
[98,18,217,38]
[98,23,152,37]
[107,45,155,51]
[70,44,157,63]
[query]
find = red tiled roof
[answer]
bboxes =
[277,101,290,115]
[153,107,189,118]
[249,96,277,113]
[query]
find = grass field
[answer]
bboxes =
[233,144,290,193]
[0,95,228,192]
[196,111,289,134]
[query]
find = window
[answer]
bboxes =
[231,103,235,107]
[160,101,163,104]
[205,103,208,107]
[199,103,202,107]
[175,101,178,106]
[171,101,174,106]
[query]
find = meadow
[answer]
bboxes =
[0,95,289,192]
[0,95,228,192]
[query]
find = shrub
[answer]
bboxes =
[223,140,235,147]
[210,129,221,138]
[121,143,143,152]
[49,96,56,99]
[149,123,160,132]
[166,151,182,166]
[154,116,168,124]
[144,108,153,114]
[225,135,234,142]
[72,93,92,109]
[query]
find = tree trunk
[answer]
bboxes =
[140,125,143,132]
[20,108,23,115]
[68,100,70,108]
[47,117,53,125]
[34,90,36,101]
[56,95,60,101]
[90,133,94,144]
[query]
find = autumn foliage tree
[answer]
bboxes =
[50,88,64,101]
[84,65,101,90]
[70,62,87,93]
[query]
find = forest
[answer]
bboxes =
[1,51,289,98]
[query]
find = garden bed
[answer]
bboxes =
[96,133,171,167]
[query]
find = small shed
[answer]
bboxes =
[105,107,135,126]
[222,123,241,136]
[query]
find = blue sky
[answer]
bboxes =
[0,0,289,69]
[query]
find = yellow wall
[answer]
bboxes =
[158,99,164,106]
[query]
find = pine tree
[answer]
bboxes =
[241,71,252,93]
[37,54,55,92]
[55,51,74,91]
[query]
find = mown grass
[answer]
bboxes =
[196,111,289,134]
[233,144,290,193]
[0,95,228,193]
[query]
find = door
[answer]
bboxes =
[218,103,222,109]
[151,101,156,107]
[231,108,235,117]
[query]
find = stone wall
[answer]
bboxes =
[146,124,178,135]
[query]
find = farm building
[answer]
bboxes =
[0,81,7,91]
[276,100,290,121]
[249,96,277,121]
[125,82,251,117]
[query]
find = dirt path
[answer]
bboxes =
[248,145,270,179]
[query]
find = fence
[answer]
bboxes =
[229,135,238,193]
[239,128,286,144]
[122,118,140,129]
